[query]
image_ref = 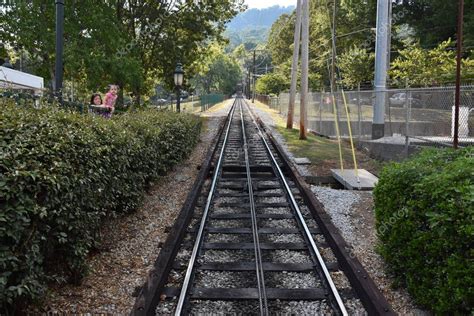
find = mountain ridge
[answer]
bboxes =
[227,5,295,31]
[225,5,295,50]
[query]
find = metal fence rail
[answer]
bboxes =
[200,93,225,111]
[258,84,474,147]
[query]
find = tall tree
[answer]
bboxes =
[191,44,242,95]
[255,72,289,95]
[390,39,474,87]
[266,0,377,90]
[393,0,474,48]
[267,13,295,66]
[338,46,375,88]
[0,1,245,103]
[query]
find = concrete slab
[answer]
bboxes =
[294,157,311,165]
[331,169,378,190]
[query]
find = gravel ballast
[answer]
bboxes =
[312,187,423,314]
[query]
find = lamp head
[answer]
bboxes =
[174,63,184,87]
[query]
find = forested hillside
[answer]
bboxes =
[225,5,294,51]
[227,5,294,30]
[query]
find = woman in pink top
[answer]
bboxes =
[103,84,118,118]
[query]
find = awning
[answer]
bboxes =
[0,66,44,95]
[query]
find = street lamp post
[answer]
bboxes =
[55,0,65,105]
[174,63,184,113]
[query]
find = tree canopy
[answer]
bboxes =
[390,39,474,87]
[260,0,474,93]
[255,72,289,95]
[191,44,242,95]
[0,0,245,103]
[393,0,474,48]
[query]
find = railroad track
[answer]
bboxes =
[133,97,394,315]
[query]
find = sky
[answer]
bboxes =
[245,0,296,9]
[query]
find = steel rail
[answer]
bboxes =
[238,99,269,316]
[243,100,349,316]
[174,100,238,315]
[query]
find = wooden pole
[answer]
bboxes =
[287,0,302,129]
[299,0,309,140]
[330,0,342,136]
[454,0,464,149]
[252,50,256,103]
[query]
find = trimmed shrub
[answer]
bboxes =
[0,103,201,310]
[374,148,474,314]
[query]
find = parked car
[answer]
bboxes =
[157,98,168,105]
[389,93,422,108]
[350,95,374,106]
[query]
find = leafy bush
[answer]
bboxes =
[0,103,201,310]
[374,148,474,314]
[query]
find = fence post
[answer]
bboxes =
[405,82,411,157]
[319,90,323,133]
[357,83,362,139]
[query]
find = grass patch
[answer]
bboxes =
[275,125,352,164]
[201,99,232,115]
[251,100,383,176]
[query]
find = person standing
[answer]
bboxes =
[103,84,118,118]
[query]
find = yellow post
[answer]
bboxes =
[332,94,344,171]
[341,89,360,182]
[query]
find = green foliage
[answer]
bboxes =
[0,44,6,60]
[338,46,375,88]
[192,44,242,95]
[225,26,270,53]
[255,72,289,95]
[390,40,474,87]
[374,148,474,314]
[0,1,244,102]
[393,1,474,47]
[267,13,294,66]
[265,0,377,91]
[0,103,201,310]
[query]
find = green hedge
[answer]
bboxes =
[374,148,474,314]
[0,103,201,310]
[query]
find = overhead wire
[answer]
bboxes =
[327,0,361,184]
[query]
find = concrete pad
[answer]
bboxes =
[331,169,378,190]
[294,157,311,165]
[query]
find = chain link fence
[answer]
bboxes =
[258,84,474,147]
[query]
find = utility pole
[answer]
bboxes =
[287,0,302,129]
[330,0,337,95]
[247,68,251,99]
[299,0,309,140]
[330,0,341,132]
[454,0,465,149]
[55,0,65,105]
[252,50,256,103]
[372,0,391,139]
